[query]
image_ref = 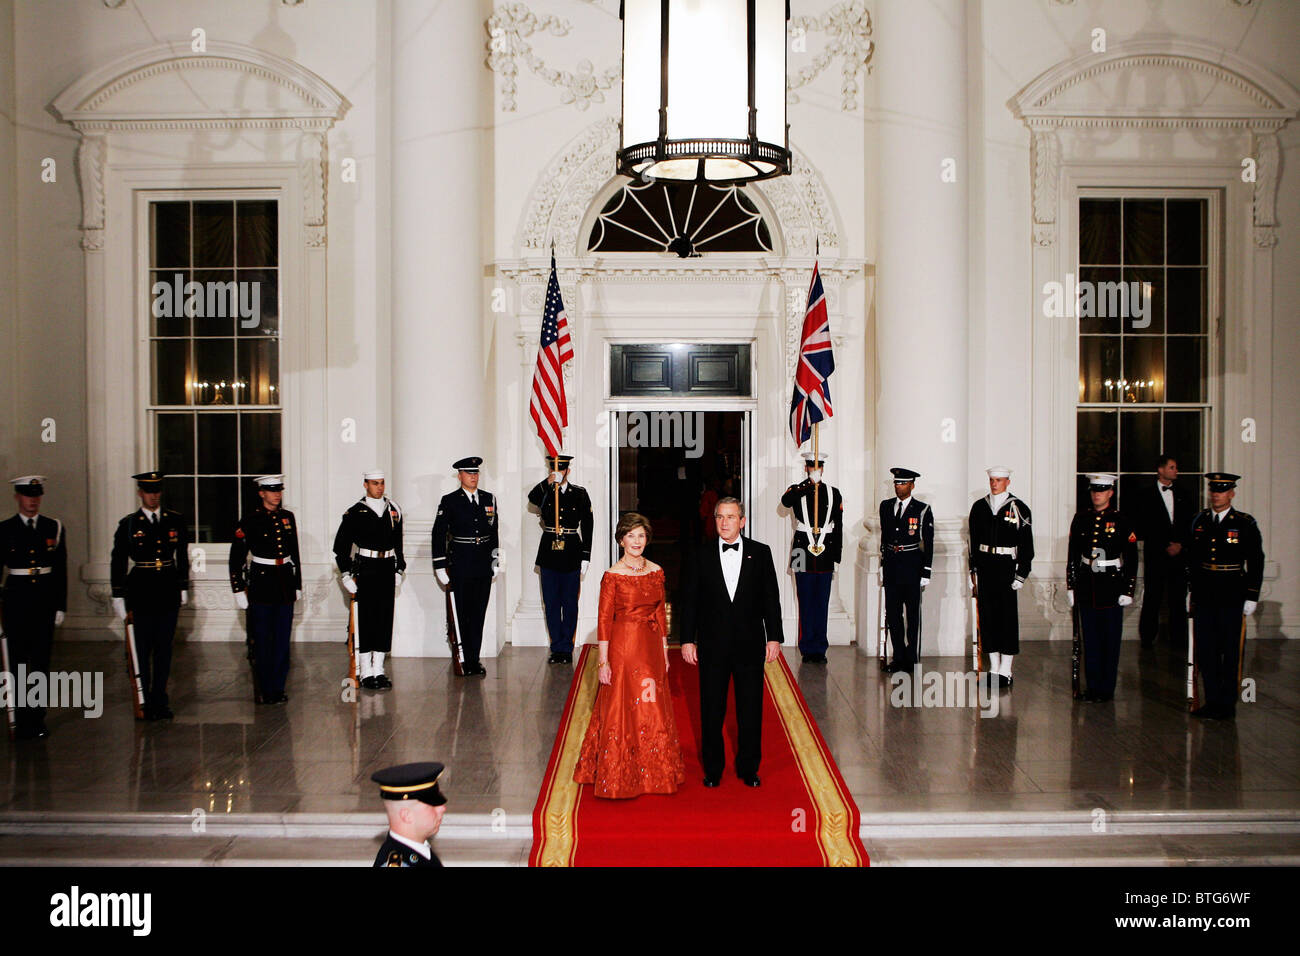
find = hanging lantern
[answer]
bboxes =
[618,0,791,185]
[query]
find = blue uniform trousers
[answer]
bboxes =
[540,568,580,653]
[794,571,832,655]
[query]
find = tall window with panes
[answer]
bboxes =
[1076,195,1212,513]
[148,199,282,544]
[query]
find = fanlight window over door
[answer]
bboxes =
[587,181,773,256]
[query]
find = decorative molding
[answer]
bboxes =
[1030,127,1060,247]
[75,133,106,233]
[300,130,327,244]
[787,0,875,112]
[486,4,618,112]
[1251,129,1280,247]
[518,119,842,258]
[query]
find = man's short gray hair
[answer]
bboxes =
[714,496,745,518]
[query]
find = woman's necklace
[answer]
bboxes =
[620,556,648,574]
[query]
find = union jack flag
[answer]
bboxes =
[529,254,574,457]
[789,262,835,447]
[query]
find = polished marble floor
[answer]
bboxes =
[1,635,1297,864]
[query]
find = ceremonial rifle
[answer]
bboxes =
[346,594,358,689]
[446,585,465,677]
[124,611,146,720]
[876,579,888,670]
[1,627,15,739]
[1070,604,1082,700]
[1186,612,1199,711]
[970,590,982,675]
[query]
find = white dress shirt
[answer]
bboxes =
[719,536,743,600]
[1157,480,1175,523]
[894,495,911,519]
[140,506,161,523]
[462,489,480,506]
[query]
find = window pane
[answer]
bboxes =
[151,202,190,268]
[196,413,237,474]
[1122,337,1163,402]
[1163,410,1202,471]
[152,340,191,405]
[193,201,234,267]
[1166,268,1206,334]
[1165,338,1205,403]
[1074,474,1091,514]
[193,340,236,405]
[236,200,278,267]
[192,270,238,337]
[237,339,280,405]
[236,269,279,337]
[1078,268,1121,334]
[197,477,238,543]
[1077,410,1117,472]
[162,477,194,536]
[240,413,281,476]
[1166,199,1206,265]
[1079,199,1121,265]
[1117,473,1150,514]
[1078,337,1120,403]
[1121,267,1163,334]
[150,270,191,336]
[1123,199,1164,265]
[157,412,195,474]
[1120,409,1160,472]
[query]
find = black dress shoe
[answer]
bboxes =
[374,674,392,690]
[15,724,47,740]
[1190,705,1217,719]
[885,660,909,673]
[998,675,1012,689]
[155,706,174,720]
[740,774,761,788]
[360,676,377,690]
[802,653,815,663]
[702,776,720,787]
[560,653,573,664]
[274,693,290,704]
[461,662,487,678]
[548,652,564,664]
[812,654,827,664]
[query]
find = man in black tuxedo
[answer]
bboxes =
[1133,454,1193,648]
[678,497,784,788]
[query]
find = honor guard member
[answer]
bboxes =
[1,477,67,739]
[879,468,934,672]
[780,450,844,664]
[230,476,302,704]
[371,762,448,867]
[528,453,593,665]
[968,466,1034,688]
[1186,473,1265,720]
[1066,474,1138,701]
[111,472,190,720]
[333,470,405,690]
[432,457,499,677]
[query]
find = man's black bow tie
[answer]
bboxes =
[722,542,739,552]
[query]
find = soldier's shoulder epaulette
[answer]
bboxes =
[1235,511,1257,526]
[163,509,185,520]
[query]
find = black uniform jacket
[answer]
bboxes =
[333,498,406,575]
[230,506,303,604]
[1186,507,1265,608]
[779,479,843,572]
[111,509,191,608]
[879,496,935,579]
[527,480,593,572]
[431,489,499,580]
[1066,506,1139,608]
[968,495,1034,584]
[0,514,68,611]
[373,833,442,868]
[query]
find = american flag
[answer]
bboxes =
[789,262,835,447]
[529,253,574,457]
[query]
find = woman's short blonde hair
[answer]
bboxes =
[615,512,653,546]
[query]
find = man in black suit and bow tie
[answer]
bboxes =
[1134,454,1193,649]
[678,497,784,788]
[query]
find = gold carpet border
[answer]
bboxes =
[766,659,865,867]
[534,647,598,866]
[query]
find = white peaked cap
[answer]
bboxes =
[986,466,1012,478]
[363,470,386,481]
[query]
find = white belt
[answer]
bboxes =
[795,521,836,535]
[1081,557,1122,568]
[251,555,294,566]
[5,566,53,576]
[357,548,395,559]
[979,545,1017,556]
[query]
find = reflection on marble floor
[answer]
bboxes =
[2,637,1298,820]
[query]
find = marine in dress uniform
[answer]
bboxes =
[968,466,1034,688]
[1066,474,1139,701]
[333,470,405,690]
[878,467,934,672]
[230,476,301,704]
[1,476,67,739]
[1186,473,1264,720]
[110,472,190,720]
[371,762,447,868]
[527,454,592,665]
[432,457,499,677]
[779,451,844,664]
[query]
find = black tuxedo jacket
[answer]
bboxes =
[1132,479,1193,550]
[677,537,784,650]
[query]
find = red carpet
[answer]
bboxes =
[530,645,868,866]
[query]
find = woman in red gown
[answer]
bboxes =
[573,513,685,798]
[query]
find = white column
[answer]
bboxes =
[869,0,970,656]
[389,0,492,657]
